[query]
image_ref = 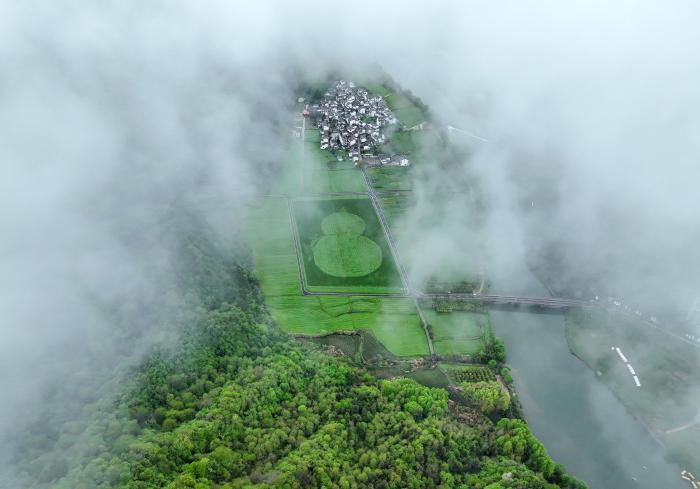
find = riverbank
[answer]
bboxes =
[565,307,700,477]
[492,307,687,489]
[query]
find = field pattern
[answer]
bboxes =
[293,198,403,292]
[244,197,428,357]
[442,364,496,383]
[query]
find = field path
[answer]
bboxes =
[361,165,436,361]
[300,114,306,189]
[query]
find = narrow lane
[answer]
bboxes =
[361,165,436,361]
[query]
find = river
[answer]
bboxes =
[489,268,685,489]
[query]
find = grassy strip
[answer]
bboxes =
[368,167,413,191]
[305,169,367,194]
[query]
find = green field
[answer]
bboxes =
[293,197,404,293]
[271,295,428,357]
[244,197,428,357]
[304,143,336,172]
[382,130,417,154]
[274,136,337,194]
[304,128,321,143]
[441,363,496,383]
[385,92,416,110]
[278,132,367,194]
[426,310,489,357]
[379,193,414,229]
[379,188,485,287]
[363,81,392,98]
[380,128,443,158]
[306,168,367,193]
[244,197,301,297]
[394,107,426,128]
[384,93,426,128]
[411,129,443,157]
[368,167,413,191]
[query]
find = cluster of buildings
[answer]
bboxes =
[681,469,698,488]
[311,80,397,162]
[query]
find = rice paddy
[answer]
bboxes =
[293,197,403,292]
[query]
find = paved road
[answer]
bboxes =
[420,293,595,308]
[360,165,436,361]
[446,125,491,143]
[300,114,306,189]
[294,289,597,310]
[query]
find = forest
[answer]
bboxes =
[9,211,586,489]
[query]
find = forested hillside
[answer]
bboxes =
[10,212,585,489]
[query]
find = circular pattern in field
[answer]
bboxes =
[321,212,366,235]
[313,234,383,277]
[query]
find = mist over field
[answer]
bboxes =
[380,1,700,313]
[2,0,700,486]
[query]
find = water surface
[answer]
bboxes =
[489,269,684,489]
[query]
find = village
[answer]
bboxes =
[306,80,410,167]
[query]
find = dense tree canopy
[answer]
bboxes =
[10,214,585,489]
[462,381,510,416]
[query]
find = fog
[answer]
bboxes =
[2,0,700,486]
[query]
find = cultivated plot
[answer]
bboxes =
[425,310,490,357]
[306,169,367,194]
[368,167,413,191]
[244,197,302,298]
[293,197,404,294]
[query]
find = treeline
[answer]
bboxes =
[12,212,586,489]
